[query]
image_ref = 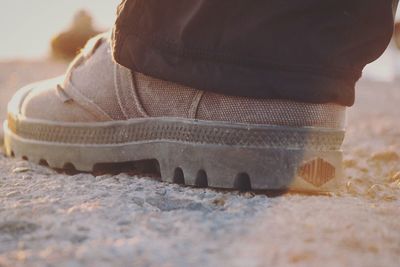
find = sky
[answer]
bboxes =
[0,0,120,60]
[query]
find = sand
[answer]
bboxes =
[0,60,399,267]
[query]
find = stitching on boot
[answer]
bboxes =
[114,64,130,119]
[56,84,72,103]
[114,66,148,118]
[129,71,149,118]
[189,90,205,119]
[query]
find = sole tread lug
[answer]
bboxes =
[195,170,208,188]
[173,167,185,185]
[234,173,252,191]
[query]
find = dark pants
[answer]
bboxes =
[112,0,398,106]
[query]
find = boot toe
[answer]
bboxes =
[8,77,99,123]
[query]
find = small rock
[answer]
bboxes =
[155,189,167,196]
[70,234,88,244]
[0,131,4,147]
[17,241,26,250]
[186,202,207,211]
[117,220,131,226]
[132,197,144,207]
[388,171,400,183]
[0,221,39,236]
[346,178,371,196]
[145,196,194,211]
[365,184,385,200]
[22,175,32,180]
[370,151,399,162]
[211,197,226,206]
[77,226,90,232]
[343,159,358,168]
[6,191,20,197]
[242,192,255,199]
[12,167,31,173]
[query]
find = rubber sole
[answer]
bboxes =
[3,117,344,192]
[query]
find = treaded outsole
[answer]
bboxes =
[3,119,344,192]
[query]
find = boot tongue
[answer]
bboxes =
[62,33,109,88]
[60,33,127,120]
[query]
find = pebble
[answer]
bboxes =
[370,151,399,162]
[388,171,400,183]
[12,167,31,173]
[6,191,20,197]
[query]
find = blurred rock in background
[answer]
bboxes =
[394,22,400,49]
[51,10,100,60]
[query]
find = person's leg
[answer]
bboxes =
[112,0,398,106]
[3,1,397,192]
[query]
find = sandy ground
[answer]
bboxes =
[0,61,399,267]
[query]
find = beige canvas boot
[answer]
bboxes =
[4,33,346,192]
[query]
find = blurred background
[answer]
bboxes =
[0,0,120,60]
